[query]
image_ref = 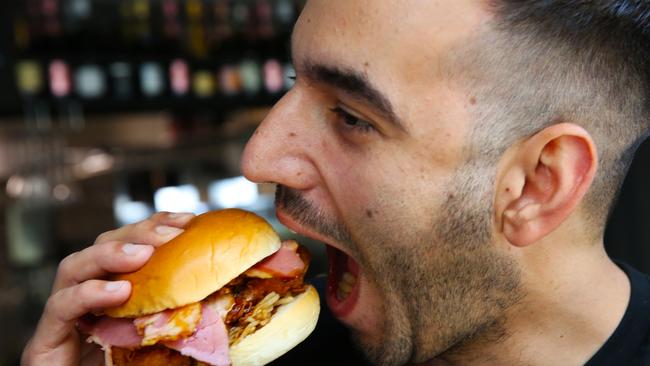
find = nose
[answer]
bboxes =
[241,89,319,191]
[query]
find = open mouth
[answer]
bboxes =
[326,245,361,318]
[275,207,361,319]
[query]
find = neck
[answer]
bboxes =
[432,241,630,366]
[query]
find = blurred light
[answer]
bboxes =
[110,62,133,99]
[6,175,27,198]
[209,176,259,209]
[186,0,203,20]
[69,0,92,18]
[192,71,216,98]
[140,62,165,97]
[114,195,154,225]
[219,65,241,96]
[275,0,295,24]
[42,0,59,16]
[30,175,51,200]
[263,59,283,94]
[170,59,190,96]
[154,184,206,214]
[232,2,249,26]
[6,175,51,201]
[75,65,106,99]
[239,60,261,96]
[79,150,114,176]
[16,60,43,95]
[163,0,179,17]
[49,59,71,98]
[52,184,71,201]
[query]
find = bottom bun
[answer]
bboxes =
[230,285,320,366]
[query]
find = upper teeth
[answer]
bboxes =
[342,272,356,284]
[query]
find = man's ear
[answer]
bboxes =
[494,123,598,247]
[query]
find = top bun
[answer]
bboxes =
[105,209,282,318]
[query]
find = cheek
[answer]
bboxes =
[324,153,448,233]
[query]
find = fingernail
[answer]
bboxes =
[122,243,150,256]
[155,225,183,236]
[168,212,195,220]
[105,281,128,292]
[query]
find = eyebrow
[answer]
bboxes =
[299,59,408,133]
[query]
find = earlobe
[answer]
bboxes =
[496,123,598,247]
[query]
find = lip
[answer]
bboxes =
[275,208,354,259]
[275,207,362,319]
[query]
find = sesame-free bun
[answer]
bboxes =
[230,285,320,366]
[105,209,282,318]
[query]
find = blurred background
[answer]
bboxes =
[0,0,648,365]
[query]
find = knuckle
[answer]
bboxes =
[92,243,117,267]
[134,219,155,232]
[44,291,66,322]
[151,211,170,221]
[69,283,93,313]
[95,229,118,245]
[100,242,140,270]
[57,252,77,277]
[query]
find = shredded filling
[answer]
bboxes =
[218,275,307,344]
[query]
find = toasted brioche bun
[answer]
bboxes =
[105,209,281,318]
[230,285,320,366]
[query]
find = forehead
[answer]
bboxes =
[292,0,490,132]
[293,0,489,84]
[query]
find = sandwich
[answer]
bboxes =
[79,209,320,366]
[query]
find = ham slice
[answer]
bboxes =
[80,316,143,349]
[164,297,232,366]
[253,240,306,278]
[80,296,233,366]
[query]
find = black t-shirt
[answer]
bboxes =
[586,262,650,366]
[272,263,650,366]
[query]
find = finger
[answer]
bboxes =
[94,212,194,247]
[52,241,154,293]
[152,211,197,228]
[34,280,131,352]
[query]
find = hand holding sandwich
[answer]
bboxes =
[21,211,195,366]
[22,210,319,366]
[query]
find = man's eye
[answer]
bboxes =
[329,106,375,133]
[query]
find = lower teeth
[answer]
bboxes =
[337,289,347,301]
[338,281,353,293]
[336,271,357,301]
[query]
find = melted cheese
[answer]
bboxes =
[134,302,202,346]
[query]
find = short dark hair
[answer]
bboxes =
[449,0,650,235]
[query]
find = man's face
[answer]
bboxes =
[242,0,521,364]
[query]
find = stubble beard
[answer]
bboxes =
[275,165,523,365]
